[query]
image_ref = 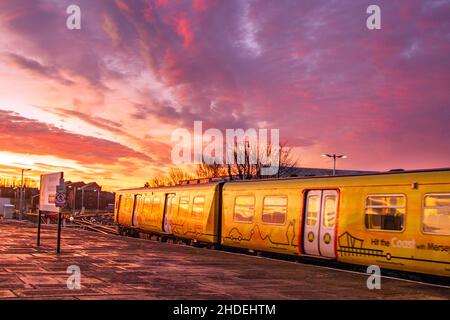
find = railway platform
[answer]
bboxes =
[0,220,448,300]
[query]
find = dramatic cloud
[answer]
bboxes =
[2,52,74,85]
[0,110,151,165]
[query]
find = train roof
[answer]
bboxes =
[223,167,450,189]
[118,167,450,192]
[226,167,450,183]
[117,180,222,193]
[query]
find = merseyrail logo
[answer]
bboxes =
[323,233,331,244]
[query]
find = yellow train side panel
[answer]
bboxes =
[115,183,222,244]
[221,187,301,256]
[114,192,134,227]
[171,184,221,244]
[220,170,450,277]
[336,183,450,277]
[136,191,164,233]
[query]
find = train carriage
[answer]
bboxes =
[222,169,450,276]
[115,182,222,244]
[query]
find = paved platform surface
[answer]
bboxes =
[0,220,448,300]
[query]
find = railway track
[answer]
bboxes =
[25,212,119,235]
[64,217,449,286]
[70,218,118,235]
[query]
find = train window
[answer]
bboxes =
[262,196,287,224]
[423,194,450,235]
[365,195,405,231]
[306,195,320,226]
[192,196,205,219]
[323,195,337,228]
[234,196,255,223]
[179,196,190,217]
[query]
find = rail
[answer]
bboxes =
[24,212,118,235]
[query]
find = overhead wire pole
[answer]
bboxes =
[55,176,66,254]
[322,154,347,175]
[19,168,31,220]
[81,187,84,212]
[96,189,100,212]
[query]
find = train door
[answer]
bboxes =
[163,193,175,233]
[303,190,338,258]
[115,195,122,224]
[132,194,142,227]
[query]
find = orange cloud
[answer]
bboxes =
[0,110,151,165]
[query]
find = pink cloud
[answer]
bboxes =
[174,13,194,48]
[192,0,210,12]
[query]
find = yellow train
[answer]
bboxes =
[114,169,450,277]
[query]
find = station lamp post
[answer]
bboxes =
[19,168,31,220]
[321,154,347,176]
[94,189,100,212]
[67,185,74,214]
[67,186,82,214]
[81,187,85,212]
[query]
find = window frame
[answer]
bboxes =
[178,196,190,217]
[233,195,256,223]
[364,193,406,233]
[142,196,153,215]
[261,195,288,226]
[123,196,132,214]
[305,193,321,227]
[421,193,450,236]
[322,194,337,228]
[191,195,205,220]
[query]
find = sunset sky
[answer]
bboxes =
[0,0,449,191]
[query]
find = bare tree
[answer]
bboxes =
[0,176,38,188]
[146,167,192,187]
[144,142,298,187]
[276,142,299,178]
[195,162,224,179]
[168,167,193,185]
[147,175,170,187]
[225,141,298,180]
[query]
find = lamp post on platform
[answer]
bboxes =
[94,189,100,212]
[19,168,31,220]
[321,154,347,176]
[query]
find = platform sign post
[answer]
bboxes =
[37,210,42,247]
[55,179,66,254]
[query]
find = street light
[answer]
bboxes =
[94,189,100,212]
[19,168,31,220]
[322,154,347,176]
[81,187,85,212]
[67,185,74,214]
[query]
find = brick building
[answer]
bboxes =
[65,181,115,212]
